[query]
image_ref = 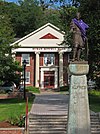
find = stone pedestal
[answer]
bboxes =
[67,62,91,134]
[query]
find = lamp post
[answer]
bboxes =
[23,59,27,100]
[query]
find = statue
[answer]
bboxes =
[70,12,89,61]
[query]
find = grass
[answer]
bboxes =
[0,95,35,126]
[26,86,40,94]
[88,90,100,112]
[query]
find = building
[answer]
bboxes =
[11,23,71,90]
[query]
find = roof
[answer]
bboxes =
[11,23,65,47]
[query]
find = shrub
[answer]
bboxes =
[60,86,69,91]
[26,86,40,93]
[9,115,25,127]
[88,90,100,96]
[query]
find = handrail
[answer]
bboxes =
[26,97,28,133]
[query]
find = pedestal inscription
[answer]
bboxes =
[67,63,91,134]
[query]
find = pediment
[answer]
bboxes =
[11,23,64,47]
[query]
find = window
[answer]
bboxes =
[44,54,55,66]
[25,71,30,83]
[22,54,30,66]
[21,71,30,84]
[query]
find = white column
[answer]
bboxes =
[59,51,64,87]
[35,51,40,87]
[55,68,58,88]
[41,68,44,89]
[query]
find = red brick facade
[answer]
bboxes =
[16,52,69,89]
[16,53,35,87]
[13,23,71,89]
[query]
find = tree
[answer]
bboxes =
[0,13,22,86]
[0,0,43,37]
[11,0,43,37]
[60,0,100,89]
[56,0,100,89]
[75,0,100,89]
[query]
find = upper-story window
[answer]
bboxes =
[22,54,30,66]
[44,53,55,66]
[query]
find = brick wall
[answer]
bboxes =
[40,53,43,66]
[55,53,59,66]
[16,52,69,88]
[0,128,25,134]
[16,53,35,87]
[25,53,35,86]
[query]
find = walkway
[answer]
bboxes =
[30,93,69,115]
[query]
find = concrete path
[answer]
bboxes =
[30,93,69,115]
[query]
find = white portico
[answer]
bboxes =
[11,23,71,89]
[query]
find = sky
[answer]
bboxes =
[5,0,72,7]
[5,0,18,3]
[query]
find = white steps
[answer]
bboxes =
[28,113,100,134]
[91,114,100,134]
[29,114,67,134]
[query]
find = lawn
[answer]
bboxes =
[89,90,100,112]
[0,95,35,126]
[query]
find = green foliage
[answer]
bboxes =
[0,0,99,89]
[9,114,25,127]
[40,9,61,29]
[88,90,100,112]
[26,86,40,93]
[59,6,78,30]
[75,0,100,89]
[0,7,22,85]
[0,96,35,126]
[88,90,100,97]
[60,86,69,91]
[0,0,40,37]
[59,6,77,48]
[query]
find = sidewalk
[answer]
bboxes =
[30,93,69,115]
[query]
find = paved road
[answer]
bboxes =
[30,93,69,115]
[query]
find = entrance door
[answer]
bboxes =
[44,71,55,88]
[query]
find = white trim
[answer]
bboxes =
[40,67,58,89]
[43,53,55,66]
[25,71,30,84]
[35,52,40,87]
[21,71,30,84]
[11,23,65,46]
[13,47,71,53]
[59,52,64,87]
[21,53,30,66]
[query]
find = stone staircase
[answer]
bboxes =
[28,114,67,134]
[28,112,100,134]
[90,113,100,134]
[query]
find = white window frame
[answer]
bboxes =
[25,71,30,84]
[44,53,55,66]
[21,54,30,66]
[21,71,30,84]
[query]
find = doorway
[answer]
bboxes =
[44,71,55,88]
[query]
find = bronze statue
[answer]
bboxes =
[70,12,89,61]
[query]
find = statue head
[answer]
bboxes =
[76,12,81,20]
